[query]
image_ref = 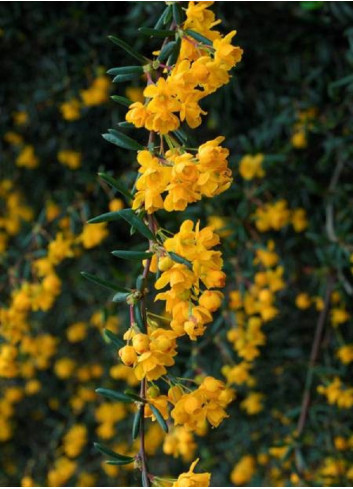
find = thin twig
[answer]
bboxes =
[296,275,335,438]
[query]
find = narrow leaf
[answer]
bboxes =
[158,41,177,62]
[134,303,146,332]
[124,390,145,402]
[110,95,133,107]
[132,407,142,439]
[98,172,132,200]
[169,251,192,269]
[154,5,172,30]
[149,403,168,432]
[102,130,143,151]
[107,66,143,75]
[167,37,181,66]
[81,272,128,292]
[94,442,136,462]
[103,328,125,348]
[112,73,141,83]
[119,209,155,240]
[95,388,133,403]
[87,209,155,241]
[106,459,135,466]
[138,27,175,38]
[184,29,212,46]
[112,250,153,260]
[112,291,130,303]
[172,2,183,25]
[108,35,146,63]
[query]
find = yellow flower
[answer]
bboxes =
[57,150,82,169]
[336,344,353,365]
[109,198,124,212]
[240,392,264,415]
[79,222,108,249]
[4,131,23,145]
[239,154,265,180]
[295,292,311,309]
[80,76,110,106]
[16,145,39,169]
[230,455,256,486]
[54,358,76,379]
[63,424,87,458]
[173,459,211,487]
[331,308,350,327]
[60,98,81,120]
[291,208,308,232]
[13,110,28,125]
[125,86,144,103]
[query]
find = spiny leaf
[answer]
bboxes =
[80,272,128,292]
[112,250,153,260]
[98,172,132,200]
[108,35,146,63]
[149,403,168,432]
[103,130,143,151]
[95,388,132,403]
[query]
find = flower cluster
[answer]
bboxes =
[132,138,232,214]
[126,4,242,134]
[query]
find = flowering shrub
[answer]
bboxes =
[1,1,353,487]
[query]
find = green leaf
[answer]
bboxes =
[98,172,132,200]
[149,403,168,432]
[110,95,133,107]
[172,2,183,25]
[95,388,132,403]
[167,37,181,66]
[132,407,142,439]
[106,459,135,466]
[119,209,156,240]
[184,29,212,46]
[107,66,143,76]
[94,442,135,463]
[112,291,130,303]
[102,130,143,151]
[80,272,128,292]
[112,250,153,260]
[154,5,172,29]
[103,329,124,348]
[112,73,141,83]
[138,27,175,38]
[124,390,145,402]
[158,41,177,62]
[134,303,146,332]
[300,1,324,10]
[108,35,146,63]
[169,251,192,269]
[88,209,155,241]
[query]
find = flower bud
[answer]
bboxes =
[118,345,137,366]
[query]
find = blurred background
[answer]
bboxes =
[1,1,353,486]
